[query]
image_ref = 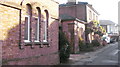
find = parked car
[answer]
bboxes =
[110,36,117,43]
[102,34,110,44]
[108,33,119,43]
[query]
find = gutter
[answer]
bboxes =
[61,18,86,24]
[75,18,86,24]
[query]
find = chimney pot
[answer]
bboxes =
[67,0,76,4]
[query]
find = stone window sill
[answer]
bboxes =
[24,41,50,47]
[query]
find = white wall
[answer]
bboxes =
[107,24,119,34]
[86,5,99,22]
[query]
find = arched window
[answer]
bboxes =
[24,4,32,42]
[34,7,41,42]
[43,10,49,42]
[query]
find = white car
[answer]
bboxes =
[105,36,110,43]
[102,35,110,44]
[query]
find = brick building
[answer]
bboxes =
[0,0,59,65]
[59,1,99,22]
[59,1,99,43]
[60,15,85,53]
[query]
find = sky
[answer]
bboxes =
[55,0,119,24]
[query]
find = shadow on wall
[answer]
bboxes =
[2,22,21,62]
[74,26,85,53]
[75,27,85,40]
[2,23,20,50]
[48,20,58,45]
[2,14,59,65]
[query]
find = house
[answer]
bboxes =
[59,1,99,22]
[100,20,119,35]
[59,1,99,43]
[0,0,59,65]
[60,14,85,53]
[59,0,100,53]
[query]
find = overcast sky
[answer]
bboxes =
[55,0,119,24]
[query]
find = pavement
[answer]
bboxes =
[60,42,118,65]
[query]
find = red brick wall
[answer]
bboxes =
[60,4,99,22]
[59,4,86,21]
[0,0,59,65]
[59,6,76,18]
[61,21,74,53]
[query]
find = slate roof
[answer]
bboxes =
[100,20,115,25]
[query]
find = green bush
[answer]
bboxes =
[94,31,103,36]
[79,40,85,51]
[91,40,100,47]
[59,27,70,63]
[79,40,93,52]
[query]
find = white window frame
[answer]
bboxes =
[89,10,92,20]
[24,15,30,43]
[34,18,40,42]
[43,19,47,42]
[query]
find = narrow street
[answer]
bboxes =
[61,42,119,65]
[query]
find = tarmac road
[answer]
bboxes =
[72,42,119,65]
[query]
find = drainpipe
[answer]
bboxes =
[72,0,76,54]
[19,0,24,49]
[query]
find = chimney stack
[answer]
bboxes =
[67,0,76,5]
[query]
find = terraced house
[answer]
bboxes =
[59,0,99,53]
[0,0,59,65]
